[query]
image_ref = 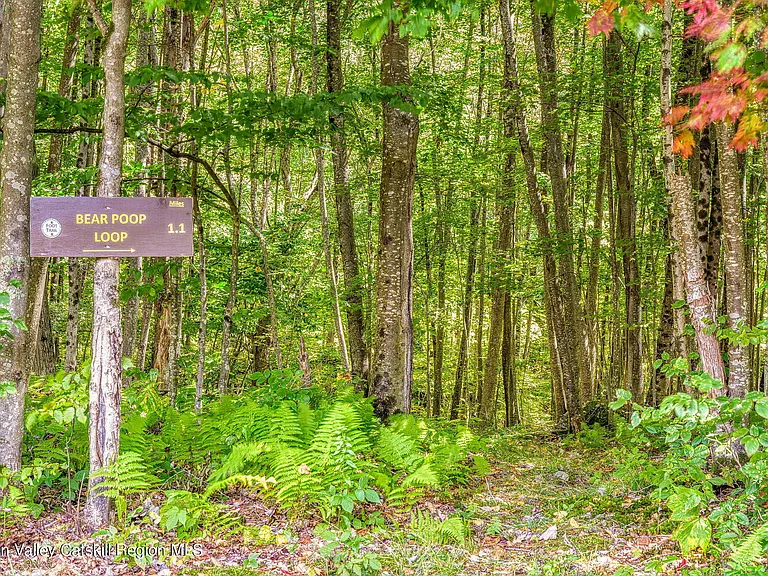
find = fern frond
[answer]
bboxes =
[92,452,159,499]
[730,522,768,567]
[376,428,422,472]
[410,509,467,545]
[205,474,276,497]
[402,461,439,488]
[208,441,273,483]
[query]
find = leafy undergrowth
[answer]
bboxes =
[0,428,745,576]
[2,367,765,575]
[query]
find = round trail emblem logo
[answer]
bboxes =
[41,218,62,239]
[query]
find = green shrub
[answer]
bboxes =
[610,366,768,565]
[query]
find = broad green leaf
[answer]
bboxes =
[754,397,768,419]
[675,517,712,554]
[742,436,760,457]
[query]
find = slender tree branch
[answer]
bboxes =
[85,0,109,36]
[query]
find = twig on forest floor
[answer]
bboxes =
[562,532,581,556]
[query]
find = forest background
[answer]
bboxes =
[0,0,766,573]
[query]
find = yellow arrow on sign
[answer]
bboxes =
[82,248,137,253]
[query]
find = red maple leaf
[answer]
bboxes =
[673,129,696,157]
[664,106,690,126]
[588,9,615,37]
[685,7,732,41]
[678,0,720,16]
[681,71,751,126]
[731,114,763,151]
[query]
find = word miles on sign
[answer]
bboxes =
[30,197,194,257]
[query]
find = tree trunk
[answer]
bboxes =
[193,175,206,411]
[585,104,610,388]
[84,0,131,530]
[122,9,154,368]
[310,0,349,373]
[661,0,725,388]
[450,199,479,420]
[64,17,98,372]
[649,249,675,405]
[327,0,368,387]
[475,199,487,412]
[501,0,579,430]
[432,174,448,417]
[372,22,418,420]
[0,0,42,471]
[217,212,239,394]
[502,291,520,426]
[717,121,749,397]
[605,34,642,401]
[32,295,56,375]
[47,6,80,174]
[530,5,586,415]
[480,189,513,422]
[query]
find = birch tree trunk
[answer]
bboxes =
[85,0,131,529]
[661,0,725,388]
[372,22,418,419]
[0,0,42,470]
[717,121,749,397]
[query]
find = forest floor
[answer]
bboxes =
[0,430,723,576]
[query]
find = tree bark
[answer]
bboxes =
[502,291,520,426]
[327,0,368,387]
[217,211,239,394]
[0,0,42,471]
[450,199,479,420]
[661,0,725,388]
[432,174,449,417]
[501,0,579,430]
[311,0,349,373]
[480,188,513,422]
[605,34,642,401]
[64,17,98,372]
[649,249,675,405]
[372,22,418,420]
[84,0,131,530]
[717,121,748,397]
[32,294,56,375]
[530,4,587,413]
[47,6,81,174]
[122,9,154,368]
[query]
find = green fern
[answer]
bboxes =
[91,452,159,522]
[205,473,276,497]
[402,461,439,488]
[730,523,768,567]
[309,402,371,463]
[93,452,159,500]
[410,509,467,545]
[376,428,422,473]
[269,403,306,447]
[208,441,272,483]
[160,489,241,539]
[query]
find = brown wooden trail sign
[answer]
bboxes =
[30,197,194,257]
